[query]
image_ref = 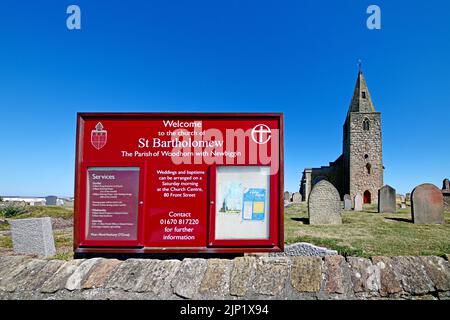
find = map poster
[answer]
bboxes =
[242,188,266,221]
[86,167,139,241]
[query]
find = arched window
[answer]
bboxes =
[366,163,372,174]
[363,118,370,131]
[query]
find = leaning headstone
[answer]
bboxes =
[291,192,302,203]
[354,193,363,212]
[411,183,444,224]
[400,203,406,209]
[283,191,292,201]
[9,217,56,257]
[343,194,352,210]
[378,185,396,213]
[308,180,342,225]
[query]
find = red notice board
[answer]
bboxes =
[74,113,284,254]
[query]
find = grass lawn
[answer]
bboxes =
[285,202,450,257]
[1,204,449,259]
[12,205,73,220]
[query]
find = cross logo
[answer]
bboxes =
[90,122,107,150]
[251,124,272,145]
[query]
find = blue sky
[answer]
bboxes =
[0,0,449,197]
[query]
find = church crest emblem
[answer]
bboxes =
[90,122,107,150]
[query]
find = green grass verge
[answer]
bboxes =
[285,203,450,257]
[50,229,74,261]
[1,203,449,259]
[16,206,73,219]
[0,235,13,249]
[0,229,73,261]
[0,205,73,220]
[0,206,73,231]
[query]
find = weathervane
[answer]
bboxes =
[358,59,363,72]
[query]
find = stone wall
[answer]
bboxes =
[1,254,449,300]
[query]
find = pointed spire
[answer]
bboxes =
[348,64,376,114]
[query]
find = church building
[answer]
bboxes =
[300,68,384,204]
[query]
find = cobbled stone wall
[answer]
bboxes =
[0,255,449,300]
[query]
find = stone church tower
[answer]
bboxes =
[300,68,384,204]
[342,69,383,204]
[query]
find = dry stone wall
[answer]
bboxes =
[1,254,449,300]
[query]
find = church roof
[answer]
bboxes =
[347,69,376,114]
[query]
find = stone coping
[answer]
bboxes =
[0,254,449,300]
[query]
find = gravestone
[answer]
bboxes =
[308,180,342,225]
[443,178,450,190]
[442,178,450,211]
[378,185,396,213]
[9,217,56,257]
[411,183,444,224]
[45,195,57,206]
[284,191,292,201]
[291,192,302,203]
[443,193,450,212]
[343,194,352,210]
[354,193,363,212]
[400,195,406,209]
